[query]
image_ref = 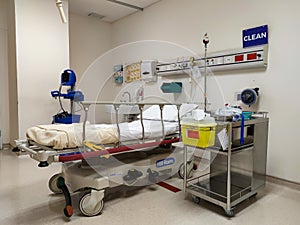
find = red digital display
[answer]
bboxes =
[247,53,257,60]
[235,55,244,62]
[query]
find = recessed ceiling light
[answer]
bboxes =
[88,12,106,20]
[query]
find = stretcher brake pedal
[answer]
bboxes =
[57,176,73,217]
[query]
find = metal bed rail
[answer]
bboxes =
[80,101,182,144]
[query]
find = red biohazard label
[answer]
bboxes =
[187,130,199,139]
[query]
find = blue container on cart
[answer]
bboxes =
[53,114,81,124]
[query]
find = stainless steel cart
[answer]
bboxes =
[183,116,269,216]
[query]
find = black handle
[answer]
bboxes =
[57,176,73,217]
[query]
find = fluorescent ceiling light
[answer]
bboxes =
[56,0,67,23]
[107,0,143,11]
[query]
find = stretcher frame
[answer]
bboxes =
[16,101,187,218]
[16,102,182,166]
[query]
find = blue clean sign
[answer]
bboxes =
[243,25,268,48]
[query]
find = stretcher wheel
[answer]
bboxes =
[79,192,104,217]
[48,173,63,194]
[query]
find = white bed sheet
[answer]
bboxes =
[96,119,178,142]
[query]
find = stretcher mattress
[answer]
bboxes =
[26,120,178,149]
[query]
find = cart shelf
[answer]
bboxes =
[183,117,269,216]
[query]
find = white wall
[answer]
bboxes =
[0,0,10,145]
[15,0,70,138]
[7,0,18,145]
[109,0,300,183]
[69,13,112,80]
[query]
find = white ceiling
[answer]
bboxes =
[69,0,160,22]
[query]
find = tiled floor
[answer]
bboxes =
[0,149,300,225]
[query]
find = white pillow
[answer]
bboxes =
[180,103,199,117]
[139,103,198,121]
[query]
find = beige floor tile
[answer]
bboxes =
[0,149,300,225]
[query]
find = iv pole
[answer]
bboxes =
[203,33,209,112]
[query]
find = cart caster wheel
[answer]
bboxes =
[224,209,234,217]
[250,192,258,199]
[48,173,63,194]
[178,161,194,179]
[192,196,201,204]
[79,192,104,217]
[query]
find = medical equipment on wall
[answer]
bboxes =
[134,85,144,102]
[51,69,84,124]
[113,64,123,84]
[140,60,158,82]
[125,62,141,83]
[156,45,268,76]
[240,87,259,106]
[160,82,182,93]
[124,60,158,83]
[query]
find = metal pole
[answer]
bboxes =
[70,86,75,114]
[138,104,145,142]
[203,33,209,112]
[183,144,187,192]
[204,47,207,112]
[226,123,232,211]
[176,104,181,137]
[82,104,89,143]
[114,104,121,145]
[159,104,165,139]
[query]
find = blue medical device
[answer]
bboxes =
[51,69,84,124]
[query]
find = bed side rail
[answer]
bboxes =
[14,140,78,167]
[81,101,182,144]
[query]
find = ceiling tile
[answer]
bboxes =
[69,0,160,22]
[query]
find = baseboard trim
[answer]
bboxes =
[267,175,300,191]
[0,144,11,150]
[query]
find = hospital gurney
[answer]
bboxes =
[16,102,197,217]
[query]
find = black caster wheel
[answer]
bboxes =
[224,209,234,217]
[12,147,20,152]
[192,195,201,204]
[250,192,258,199]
